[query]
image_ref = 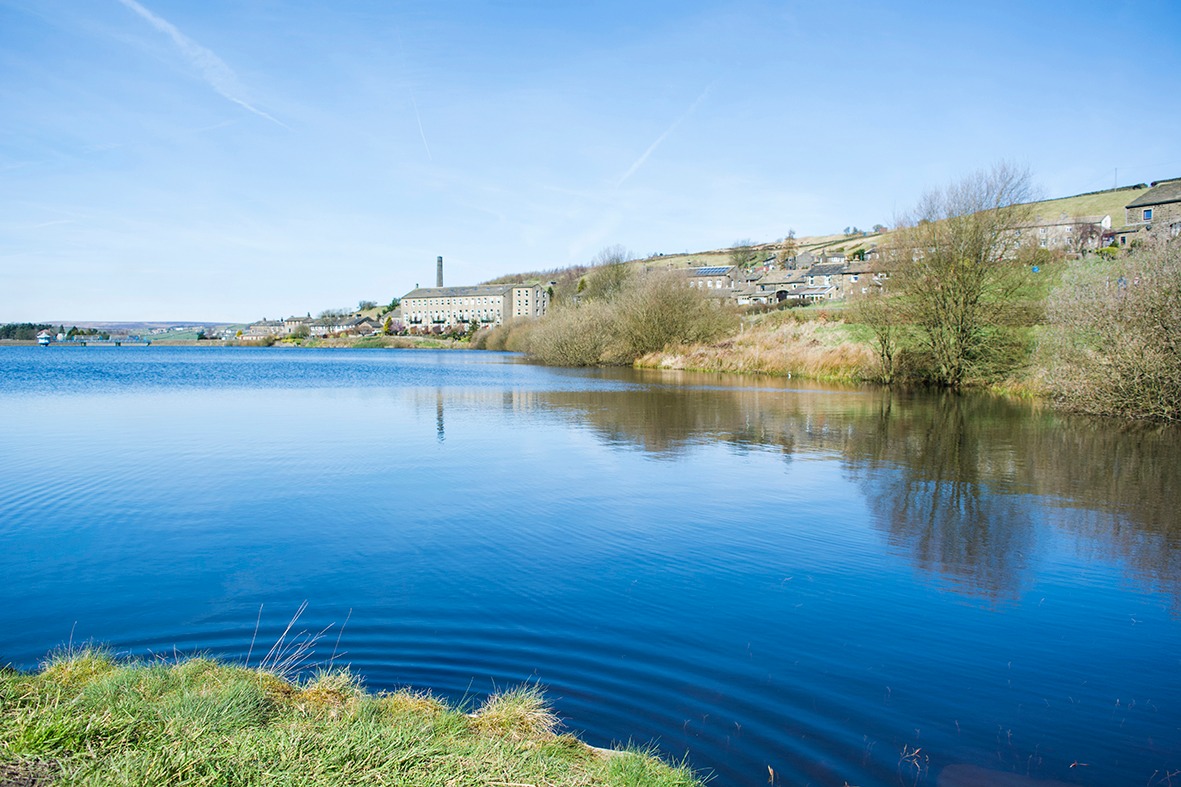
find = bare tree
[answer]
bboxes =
[887,162,1036,388]
[592,244,631,267]
[777,229,798,268]
[1068,216,1103,255]
[582,245,634,301]
[851,289,902,384]
[730,239,760,269]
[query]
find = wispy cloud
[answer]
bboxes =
[26,219,76,230]
[615,80,717,188]
[115,0,287,128]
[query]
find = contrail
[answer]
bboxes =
[615,80,717,188]
[394,28,433,162]
[409,92,432,162]
[116,0,288,128]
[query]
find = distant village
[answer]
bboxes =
[227,177,1179,342]
[26,177,1175,347]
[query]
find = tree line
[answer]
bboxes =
[0,324,109,340]
[0,323,56,340]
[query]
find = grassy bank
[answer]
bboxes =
[312,335,467,350]
[634,309,876,383]
[0,650,700,787]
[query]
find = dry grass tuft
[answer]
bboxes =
[381,688,446,717]
[40,647,117,690]
[470,685,560,742]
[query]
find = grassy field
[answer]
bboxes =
[150,330,215,343]
[1022,184,1144,224]
[0,650,701,787]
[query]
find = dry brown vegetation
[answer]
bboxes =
[471,318,538,352]
[1039,235,1181,421]
[521,271,737,367]
[635,311,875,381]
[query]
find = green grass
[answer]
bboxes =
[0,650,701,787]
[150,330,211,343]
[1023,185,1143,225]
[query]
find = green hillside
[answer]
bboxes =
[1024,185,1146,225]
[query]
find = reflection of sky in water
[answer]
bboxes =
[1,347,1180,787]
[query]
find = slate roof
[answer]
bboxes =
[1126,178,1181,208]
[402,284,514,299]
[804,263,849,278]
[793,285,835,297]
[758,271,806,286]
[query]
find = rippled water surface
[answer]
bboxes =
[2,346,1180,786]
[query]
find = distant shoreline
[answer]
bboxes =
[0,336,474,350]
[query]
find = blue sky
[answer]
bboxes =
[2,0,1179,322]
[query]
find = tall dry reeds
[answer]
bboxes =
[635,316,875,381]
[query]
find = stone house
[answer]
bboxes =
[1120,178,1181,242]
[684,265,738,293]
[790,251,818,269]
[241,320,285,341]
[1013,214,1111,252]
[735,270,807,305]
[730,260,886,305]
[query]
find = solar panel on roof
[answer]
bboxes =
[695,266,730,275]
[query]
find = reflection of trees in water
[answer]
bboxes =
[537,374,878,458]
[848,393,1037,599]
[529,377,1181,603]
[1021,417,1181,603]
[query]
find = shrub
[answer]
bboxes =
[525,272,737,367]
[604,272,738,363]
[526,300,614,366]
[473,319,538,352]
[1039,236,1181,421]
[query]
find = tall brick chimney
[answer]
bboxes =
[436,256,443,288]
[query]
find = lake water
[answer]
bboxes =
[2,346,1179,786]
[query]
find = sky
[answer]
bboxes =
[2,0,1179,322]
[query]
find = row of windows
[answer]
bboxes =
[412,298,503,307]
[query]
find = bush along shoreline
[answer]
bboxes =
[480,167,1180,424]
[0,649,701,787]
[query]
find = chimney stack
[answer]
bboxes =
[436,256,443,288]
